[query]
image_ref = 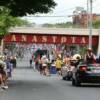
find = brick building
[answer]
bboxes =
[73,14,100,28]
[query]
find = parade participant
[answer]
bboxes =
[55,54,62,75]
[84,48,96,64]
[50,60,56,74]
[0,55,8,89]
[38,59,43,75]
[72,54,82,67]
[41,55,50,76]
[63,55,70,66]
[10,56,17,68]
[29,58,32,68]
[5,56,13,78]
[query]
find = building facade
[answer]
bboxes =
[73,14,100,28]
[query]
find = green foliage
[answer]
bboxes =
[0,7,31,36]
[0,7,10,35]
[8,17,30,27]
[79,46,87,57]
[93,20,100,29]
[0,0,56,17]
[42,22,73,28]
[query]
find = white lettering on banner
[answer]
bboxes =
[42,36,47,42]
[61,37,67,43]
[22,35,27,42]
[32,36,37,42]
[11,35,16,41]
[4,34,98,46]
[52,36,57,43]
[71,37,75,43]
[81,37,86,43]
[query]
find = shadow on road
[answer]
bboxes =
[68,83,100,88]
[8,79,55,92]
[15,67,33,69]
[80,84,100,88]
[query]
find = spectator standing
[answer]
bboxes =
[84,48,96,64]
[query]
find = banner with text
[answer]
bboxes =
[4,34,98,45]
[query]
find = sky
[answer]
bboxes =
[22,0,100,24]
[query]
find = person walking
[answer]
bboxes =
[55,55,62,75]
[84,48,96,64]
[10,56,17,68]
[30,58,32,68]
[5,56,13,78]
[0,56,8,89]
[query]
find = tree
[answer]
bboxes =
[0,7,30,36]
[8,17,32,27]
[0,0,56,16]
[0,0,56,54]
[73,7,87,15]
[0,7,31,54]
[93,20,100,29]
[42,22,73,28]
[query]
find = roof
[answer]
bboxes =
[9,27,100,36]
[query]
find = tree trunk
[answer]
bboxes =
[0,36,4,55]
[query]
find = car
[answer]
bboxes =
[72,61,100,86]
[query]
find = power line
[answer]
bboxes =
[53,1,87,15]
[26,15,69,17]
[45,0,100,23]
[23,0,100,24]
[25,1,88,18]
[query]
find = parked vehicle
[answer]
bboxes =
[72,61,100,86]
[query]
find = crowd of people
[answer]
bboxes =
[30,47,100,77]
[0,43,100,89]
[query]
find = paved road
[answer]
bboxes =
[1,68,100,100]
[0,52,100,100]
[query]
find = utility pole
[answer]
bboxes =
[88,0,93,49]
[87,0,89,28]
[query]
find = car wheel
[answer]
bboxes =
[72,78,76,86]
[75,78,81,86]
[67,77,71,81]
[67,72,72,81]
[62,76,67,80]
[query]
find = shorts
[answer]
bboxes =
[39,64,43,70]
[56,68,61,71]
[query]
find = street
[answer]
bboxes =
[0,53,100,100]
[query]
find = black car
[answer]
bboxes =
[72,61,100,86]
